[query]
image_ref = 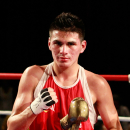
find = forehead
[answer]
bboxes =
[50,30,80,41]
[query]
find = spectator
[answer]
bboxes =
[113,94,130,130]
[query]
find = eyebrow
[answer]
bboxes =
[52,40,61,43]
[52,40,77,44]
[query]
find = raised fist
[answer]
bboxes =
[30,87,58,115]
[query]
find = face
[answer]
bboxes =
[48,30,86,68]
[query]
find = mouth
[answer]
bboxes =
[59,57,69,61]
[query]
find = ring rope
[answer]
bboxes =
[0,74,129,123]
[0,73,22,80]
[0,73,130,82]
[98,116,130,122]
[0,110,11,115]
[0,110,130,122]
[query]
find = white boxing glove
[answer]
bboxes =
[30,88,55,115]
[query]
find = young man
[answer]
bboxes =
[7,12,122,130]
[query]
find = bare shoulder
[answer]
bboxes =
[17,64,48,95]
[23,64,47,80]
[84,69,109,88]
[84,70,112,102]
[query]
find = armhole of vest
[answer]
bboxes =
[79,66,97,128]
[34,62,53,98]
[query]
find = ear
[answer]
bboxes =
[48,37,51,51]
[80,40,87,53]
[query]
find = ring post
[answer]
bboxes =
[128,74,130,83]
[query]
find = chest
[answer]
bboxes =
[44,76,86,106]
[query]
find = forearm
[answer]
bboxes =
[108,122,123,130]
[108,128,122,130]
[7,106,37,130]
[109,128,122,130]
[110,127,123,130]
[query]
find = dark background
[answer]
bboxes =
[1,1,130,109]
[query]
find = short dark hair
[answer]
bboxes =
[49,12,85,41]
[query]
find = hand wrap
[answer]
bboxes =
[30,88,55,115]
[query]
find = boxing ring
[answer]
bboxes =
[0,73,130,122]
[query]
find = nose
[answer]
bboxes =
[60,45,68,55]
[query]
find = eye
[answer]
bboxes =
[68,42,75,46]
[53,41,62,46]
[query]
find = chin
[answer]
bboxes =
[57,62,71,68]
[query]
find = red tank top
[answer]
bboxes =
[29,75,94,130]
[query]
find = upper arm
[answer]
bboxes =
[94,76,122,129]
[86,71,122,130]
[11,65,43,116]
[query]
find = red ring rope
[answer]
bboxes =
[0,73,129,82]
[100,75,129,81]
[0,73,22,80]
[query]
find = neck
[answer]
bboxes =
[52,62,79,86]
[53,62,79,77]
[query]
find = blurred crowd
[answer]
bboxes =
[95,94,130,130]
